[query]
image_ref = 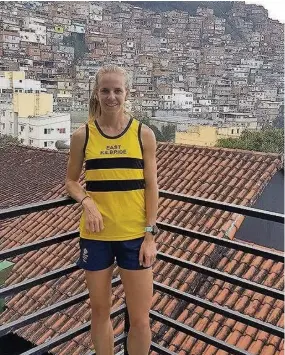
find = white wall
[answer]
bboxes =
[18,113,70,149]
[0,78,10,90]
[0,77,43,92]
[20,31,46,45]
[171,89,193,109]
[0,101,14,136]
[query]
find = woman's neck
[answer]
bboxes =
[97,112,128,129]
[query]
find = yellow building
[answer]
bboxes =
[13,93,53,117]
[57,90,72,98]
[4,71,25,81]
[1,71,53,118]
[57,81,73,98]
[54,25,64,33]
[175,125,245,147]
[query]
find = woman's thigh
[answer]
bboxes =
[119,267,153,324]
[85,265,114,314]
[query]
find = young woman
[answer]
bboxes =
[65,65,159,355]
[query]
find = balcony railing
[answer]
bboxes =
[0,191,284,355]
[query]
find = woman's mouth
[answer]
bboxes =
[106,103,118,107]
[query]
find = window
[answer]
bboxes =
[58,128,66,134]
[231,129,234,134]
[29,139,33,145]
[20,125,24,132]
[44,128,52,134]
[44,141,48,147]
[29,126,33,132]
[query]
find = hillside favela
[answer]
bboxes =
[0,1,284,355]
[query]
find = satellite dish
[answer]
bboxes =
[55,140,70,150]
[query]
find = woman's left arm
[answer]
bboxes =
[139,125,159,267]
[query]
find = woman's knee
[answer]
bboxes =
[129,316,150,331]
[90,300,112,319]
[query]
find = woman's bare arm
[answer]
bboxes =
[65,126,104,233]
[142,124,159,235]
[65,125,87,202]
[139,124,158,267]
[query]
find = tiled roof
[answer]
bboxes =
[0,144,68,208]
[151,234,284,355]
[0,143,283,354]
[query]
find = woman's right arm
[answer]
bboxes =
[65,126,104,233]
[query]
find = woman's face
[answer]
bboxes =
[96,73,128,114]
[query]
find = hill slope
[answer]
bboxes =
[124,1,234,17]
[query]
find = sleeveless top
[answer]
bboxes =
[79,117,146,241]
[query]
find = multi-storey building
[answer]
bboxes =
[0,1,283,129]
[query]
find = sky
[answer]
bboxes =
[140,0,285,24]
[242,1,285,23]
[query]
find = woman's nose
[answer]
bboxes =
[108,91,115,99]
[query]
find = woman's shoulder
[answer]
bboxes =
[73,124,87,137]
[140,123,156,145]
[71,124,87,146]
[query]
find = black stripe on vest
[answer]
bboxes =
[86,157,144,170]
[86,179,145,192]
[83,123,89,155]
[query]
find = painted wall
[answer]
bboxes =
[235,170,284,251]
[175,125,245,147]
[13,93,53,117]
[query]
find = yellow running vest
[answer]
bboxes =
[79,117,146,241]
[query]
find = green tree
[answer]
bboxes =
[273,105,284,129]
[216,128,284,154]
[161,124,176,142]
[0,134,20,148]
[135,113,175,142]
[63,33,88,62]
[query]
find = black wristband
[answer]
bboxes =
[80,195,90,205]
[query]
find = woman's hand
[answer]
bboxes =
[82,197,104,233]
[139,233,157,267]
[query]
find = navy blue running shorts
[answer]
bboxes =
[76,237,150,271]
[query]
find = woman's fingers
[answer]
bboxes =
[143,253,153,267]
[99,218,104,231]
[85,210,104,233]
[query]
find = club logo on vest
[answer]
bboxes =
[82,248,88,263]
[100,145,127,155]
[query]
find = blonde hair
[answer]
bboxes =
[88,65,131,122]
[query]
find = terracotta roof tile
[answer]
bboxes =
[277,313,284,328]
[1,143,283,354]
[260,344,280,355]
[275,342,284,355]
[0,144,68,208]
